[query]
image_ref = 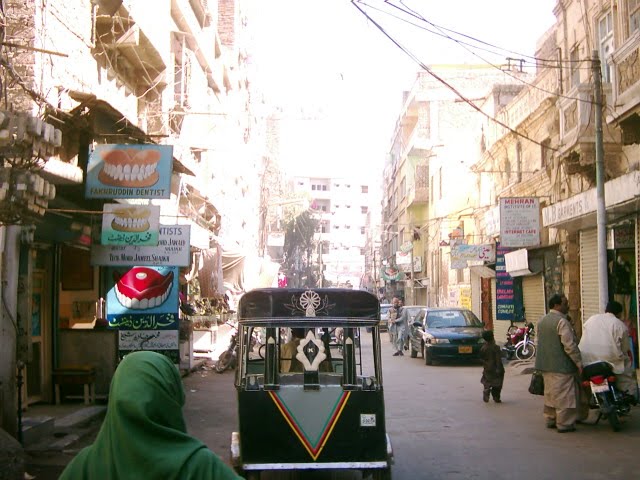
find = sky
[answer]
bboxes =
[246,0,557,178]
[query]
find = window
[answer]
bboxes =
[570,46,580,87]
[322,185,327,191]
[599,12,614,82]
[346,205,351,209]
[321,224,327,233]
[334,225,340,229]
[360,248,366,255]
[516,142,522,182]
[360,227,365,234]
[361,206,368,214]
[438,167,443,200]
[321,205,327,212]
[361,185,368,193]
[346,184,351,188]
[312,185,317,191]
[630,0,640,35]
[345,225,351,229]
[540,138,552,169]
[400,176,406,199]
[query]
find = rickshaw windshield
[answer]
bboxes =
[235,288,382,391]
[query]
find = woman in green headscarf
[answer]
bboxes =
[59,350,242,480]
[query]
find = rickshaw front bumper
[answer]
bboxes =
[230,431,394,470]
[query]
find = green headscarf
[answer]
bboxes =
[59,351,242,480]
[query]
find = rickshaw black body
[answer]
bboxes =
[231,288,393,478]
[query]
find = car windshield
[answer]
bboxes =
[425,310,483,328]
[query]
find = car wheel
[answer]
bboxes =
[424,346,433,365]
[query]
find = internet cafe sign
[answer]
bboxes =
[499,197,540,248]
[91,225,191,266]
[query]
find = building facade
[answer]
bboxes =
[0,0,257,440]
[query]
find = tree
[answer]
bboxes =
[282,210,319,288]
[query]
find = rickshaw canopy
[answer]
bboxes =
[238,288,380,327]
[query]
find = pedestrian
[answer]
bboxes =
[479,330,504,403]
[534,294,583,433]
[579,300,638,402]
[59,351,241,480]
[388,297,402,347]
[392,300,410,356]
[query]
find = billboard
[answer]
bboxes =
[85,144,173,199]
[499,197,540,248]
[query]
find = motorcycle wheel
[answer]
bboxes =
[607,411,622,431]
[215,351,231,373]
[515,342,536,360]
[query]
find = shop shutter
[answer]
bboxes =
[492,278,510,342]
[523,274,545,327]
[580,229,599,324]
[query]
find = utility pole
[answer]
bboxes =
[592,50,609,312]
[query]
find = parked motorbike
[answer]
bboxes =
[501,322,536,360]
[216,325,239,373]
[581,361,637,431]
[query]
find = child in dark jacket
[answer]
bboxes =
[479,330,505,403]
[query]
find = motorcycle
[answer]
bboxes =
[581,361,637,431]
[216,324,239,373]
[501,322,536,360]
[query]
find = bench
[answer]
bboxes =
[52,366,96,405]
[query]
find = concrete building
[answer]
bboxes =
[381,68,532,308]
[292,176,370,289]
[0,0,256,442]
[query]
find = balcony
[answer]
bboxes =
[406,164,429,207]
[557,82,621,177]
[611,31,640,143]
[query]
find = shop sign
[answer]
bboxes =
[400,241,413,253]
[268,232,285,247]
[106,265,180,360]
[397,255,422,273]
[451,244,495,264]
[85,144,173,199]
[495,243,515,321]
[101,204,160,246]
[380,266,403,281]
[500,197,540,247]
[91,225,191,266]
[459,286,472,310]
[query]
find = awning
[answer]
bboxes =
[505,249,537,277]
[469,265,495,278]
[67,91,195,176]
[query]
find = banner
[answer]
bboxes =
[86,144,173,199]
[500,197,540,247]
[91,225,191,266]
[101,204,160,246]
[450,244,495,269]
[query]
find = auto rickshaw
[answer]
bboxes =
[230,288,393,479]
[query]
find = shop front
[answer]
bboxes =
[542,171,640,331]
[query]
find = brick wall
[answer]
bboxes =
[218,0,236,49]
[4,0,36,112]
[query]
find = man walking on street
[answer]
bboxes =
[389,297,408,356]
[535,294,583,433]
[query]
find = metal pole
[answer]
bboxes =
[592,50,609,312]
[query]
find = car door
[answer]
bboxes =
[409,309,426,350]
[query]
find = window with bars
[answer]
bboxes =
[630,0,640,35]
[570,46,581,87]
[599,12,614,83]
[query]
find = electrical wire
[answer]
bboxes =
[351,0,559,152]
[379,0,592,67]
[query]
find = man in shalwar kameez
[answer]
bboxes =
[535,294,583,433]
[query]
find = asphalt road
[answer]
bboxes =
[25,331,640,479]
[185,332,640,480]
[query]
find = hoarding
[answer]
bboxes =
[85,144,173,199]
[101,204,160,246]
[499,197,540,247]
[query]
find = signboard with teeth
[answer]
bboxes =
[105,265,180,361]
[101,204,160,246]
[85,144,173,199]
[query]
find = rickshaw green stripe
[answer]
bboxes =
[270,390,350,449]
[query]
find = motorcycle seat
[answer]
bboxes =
[582,361,614,379]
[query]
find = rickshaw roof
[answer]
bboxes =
[237,288,380,325]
